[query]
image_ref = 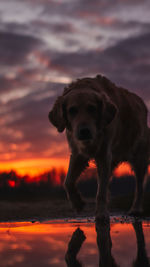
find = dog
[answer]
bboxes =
[49,75,150,220]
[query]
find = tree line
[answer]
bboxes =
[0,168,149,201]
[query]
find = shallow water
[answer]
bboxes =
[0,218,149,267]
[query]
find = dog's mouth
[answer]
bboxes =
[78,138,95,150]
[80,139,93,144]
[77,137,97,157]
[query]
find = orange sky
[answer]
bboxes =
[0,157,142,178]
[0,158,69,176]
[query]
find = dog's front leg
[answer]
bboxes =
[64,154,88,212]
[95,152,112,221]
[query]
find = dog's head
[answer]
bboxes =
[49,88,118,145]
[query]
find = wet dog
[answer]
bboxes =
[49,75,150,220]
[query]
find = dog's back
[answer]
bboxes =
[96,75,148,161]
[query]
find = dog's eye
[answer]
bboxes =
[87,104,97,114]
[68,106,78,117]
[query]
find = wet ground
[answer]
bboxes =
[0,216,150,267]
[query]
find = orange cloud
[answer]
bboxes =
[0,158,68,176]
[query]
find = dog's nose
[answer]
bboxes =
[77,127,92,141]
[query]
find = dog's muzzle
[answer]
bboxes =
[76,126,93,141]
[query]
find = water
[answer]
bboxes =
[0,218,149,267]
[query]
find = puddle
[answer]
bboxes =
[0,218,149,266]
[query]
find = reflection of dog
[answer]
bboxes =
[49,75,150,219]
[132,221,150,267]
[65,221,150,267]
[96,220,149,267]
[96,220,119,267]
[65,222,118,267]
[65,227,85,267]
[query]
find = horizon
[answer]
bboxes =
[0,161,147,180]
[0,157,138,178]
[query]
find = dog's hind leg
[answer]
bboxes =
[64,154,88,212]
[129,143,149,216]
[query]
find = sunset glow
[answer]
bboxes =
[0,221,149,267]
[0,158,68,176]
[0,158,146,180]
[0,0,149,185]
[113,162,134,177]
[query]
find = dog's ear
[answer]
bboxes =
[102,98,118,127]
[96,94,117,128]
[48,96,66,132]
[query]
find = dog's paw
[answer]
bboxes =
[128,208,143,218]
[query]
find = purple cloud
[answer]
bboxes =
[0,31,43,66]
[0,0,150,168]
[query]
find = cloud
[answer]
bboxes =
[48,31,150,123]
[0,0,150,171]
[1,30,150,162]
[0,31,43,66]
[105,0,150,24]
[0,0,42,24]
[50,31,150,90]
[0,82,68,161]
[99,32,150,95]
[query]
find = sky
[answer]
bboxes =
[0,0,150,175]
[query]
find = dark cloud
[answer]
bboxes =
[99,32,150,96]
[45,21,76,34]
[0,31,43,66]
[2,22,29,34]
[0,77,15,93]
[0,0,150,167]
[0,75,31,94]
[0,82,67,160]
[50,31,150,94]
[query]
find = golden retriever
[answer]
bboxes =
[49,75,150,220]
